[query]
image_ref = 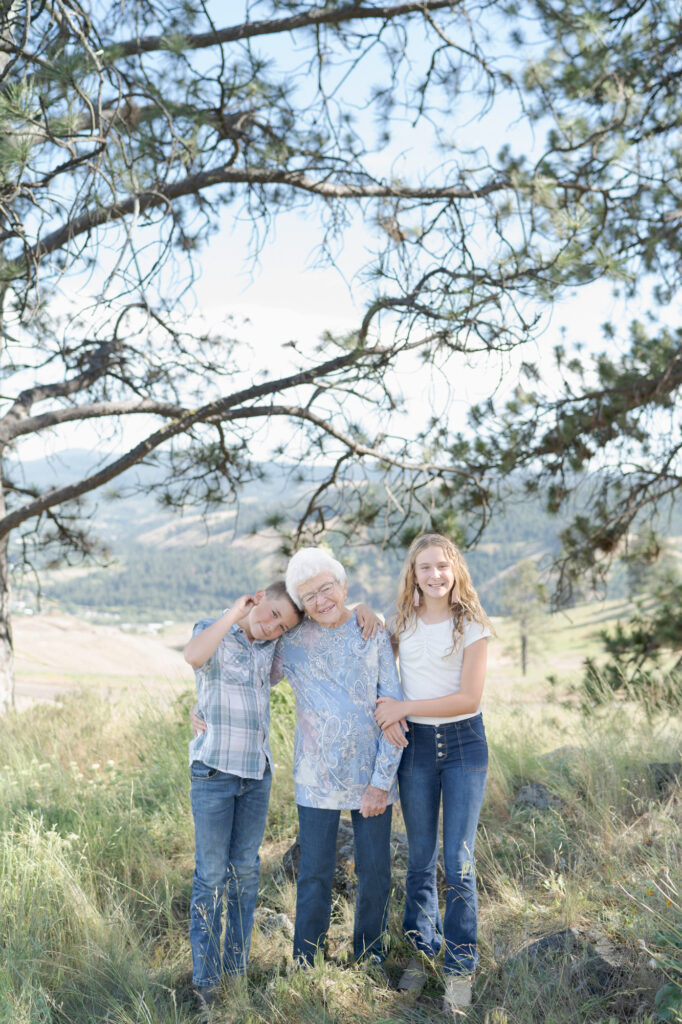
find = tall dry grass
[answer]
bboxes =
[0,686,679,1023]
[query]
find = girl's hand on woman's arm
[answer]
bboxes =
[380,637,489,720]
[375,696,408,729]
[382,721,408,748]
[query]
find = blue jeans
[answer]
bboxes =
[294,803,393,965]
[398,715,488,977]
[189,761,272,987]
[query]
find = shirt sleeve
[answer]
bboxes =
[382,604,398,639]
[370,630,404,792]
[463,618,491,647]
[191,618,219,677]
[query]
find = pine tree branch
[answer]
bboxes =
[23,163,616,271]
[109,1,461,59]
[0,339,426,534]
[3,399,189,441]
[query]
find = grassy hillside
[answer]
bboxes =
[11,611,191,710]
[1,612,680,1023]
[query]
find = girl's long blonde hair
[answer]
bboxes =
[391,533,491,650]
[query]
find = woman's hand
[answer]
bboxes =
[355,603,384,640]
[190,702,207,737]
[359,784,389,818]
[375,696,408,730]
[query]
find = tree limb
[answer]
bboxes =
[109,1,461,59]
[0,337,436,533]
[3,399,189,441]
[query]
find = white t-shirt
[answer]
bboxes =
[397,616,491,725]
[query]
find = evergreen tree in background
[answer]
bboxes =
[500,559,549,677]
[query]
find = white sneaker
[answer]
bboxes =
[397,956,428,992]
[442,974,473,1016]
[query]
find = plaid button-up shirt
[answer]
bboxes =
[188,618,278,779]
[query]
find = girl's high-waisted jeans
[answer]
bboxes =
[397,714,488,977]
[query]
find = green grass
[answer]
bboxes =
[0,682,679,1023]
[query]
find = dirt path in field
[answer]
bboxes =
[12,612,193,710]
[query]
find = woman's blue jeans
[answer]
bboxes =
[398,715,488,977]
[294,803,393,965]
[189,761,272,987]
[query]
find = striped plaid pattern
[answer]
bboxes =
[188,618,278,779]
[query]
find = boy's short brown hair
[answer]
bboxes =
[265,580,303,620]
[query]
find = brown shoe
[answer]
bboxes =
[397,956,428,993]
[194,986,219,1022]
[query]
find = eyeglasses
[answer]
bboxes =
[300,581,338,608]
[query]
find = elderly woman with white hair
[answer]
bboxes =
[271,546,404,968]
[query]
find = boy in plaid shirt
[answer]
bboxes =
[184,582,301,1010]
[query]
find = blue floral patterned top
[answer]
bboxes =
[271,613,403,809]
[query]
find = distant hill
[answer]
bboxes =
[9,450,682,620]
[9,449,315,545]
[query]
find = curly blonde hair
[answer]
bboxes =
[391,533,491,651]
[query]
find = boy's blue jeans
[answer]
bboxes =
[398,715,488,976]
[189,760,272,987]
[293,803,393,965]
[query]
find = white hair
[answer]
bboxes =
[285,547,347,609]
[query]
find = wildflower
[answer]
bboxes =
[91,763,100,770]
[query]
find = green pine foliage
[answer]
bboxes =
[579,576,682,716]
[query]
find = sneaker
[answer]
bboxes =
[442,974,473,1016]
[193,986,219,1021]
[397,956,428,993]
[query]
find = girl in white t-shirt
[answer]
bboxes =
[374,533,492,1017]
